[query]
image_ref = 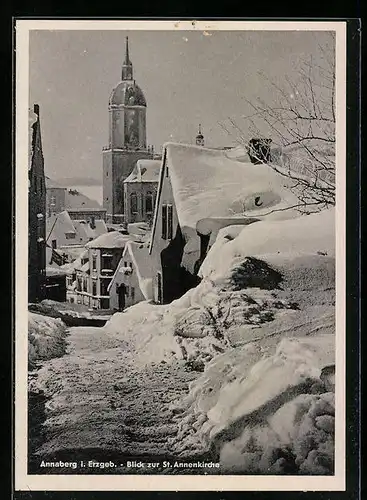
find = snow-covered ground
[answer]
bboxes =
[29,208,335,474]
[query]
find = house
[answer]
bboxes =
[28,104,46,303]
[46,178,107,221]
[149,142,307,304]
[123,159,161,224]
[108,240,153,311]
[74,229,142,309]
[46,210,108,251]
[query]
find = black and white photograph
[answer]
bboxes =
[15,20,347,491]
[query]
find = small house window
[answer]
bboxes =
[92,280,97,296]
[51,239,57,250]
[162,204,167,240]
[92,256,97,271]
[131,287,135,301]
[125,285,129,297]
[167,204,173,240]
[130,193,138,215]
[161,204,173,240]
[145,191,154,214]
[50,196,56,207]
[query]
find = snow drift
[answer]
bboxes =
[28,312,67,367]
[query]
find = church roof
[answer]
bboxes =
[109,81,147,107]
[124,159,161,183]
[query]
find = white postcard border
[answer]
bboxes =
[15,19,347,492]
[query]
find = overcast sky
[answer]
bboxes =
[29,29,333,184]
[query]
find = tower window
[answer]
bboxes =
[130,193,138,215]
[145,191,154,214]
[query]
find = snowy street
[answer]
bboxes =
[29,324,202,474]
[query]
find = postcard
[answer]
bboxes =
[15,19,347,491]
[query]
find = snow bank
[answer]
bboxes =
[28,312,67,367]
[169,334,335,474]
[199,208,335,282]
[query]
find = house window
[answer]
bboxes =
[92,255,97,271]
[51,239,57,250]
[125,285,129,297]
[161,204,173,240]
[145,191,154,214]
[131,287,135,301]
[65,232,75,240]
[77,277,82,291]
[50,196,56,207]
[92,280,97,296]
[167,204,173,240]
[101,253,113,270]
[130,193,138,215]
[161,205,167,239]
[124,261,128,267]
[83,278,88,291]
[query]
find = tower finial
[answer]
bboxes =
[122,36,133,80]
[125,36,130,64]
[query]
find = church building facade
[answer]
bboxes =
[102,37,154,223]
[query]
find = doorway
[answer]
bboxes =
[118,284,126,311]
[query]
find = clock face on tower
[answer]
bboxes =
[125,109,139,147]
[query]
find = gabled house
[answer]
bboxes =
[108,240,153,311]
[149,142,306,304]
[46,210,108,251]
[80,230,142,309]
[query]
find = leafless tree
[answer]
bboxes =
[220,36,336,213]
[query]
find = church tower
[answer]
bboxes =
[103,37,152,223]
[195,124,205,146]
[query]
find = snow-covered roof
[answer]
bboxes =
[86,230,133,249]
[46,211,76,239]
[108,240,153,300]
[73,219,107,242]
[46,267,67,277]
[162,142,304,230]
[124,159,161,183]
[46,211,108,247]
[65,190,102,210]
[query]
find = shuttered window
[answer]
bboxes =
[162,204,167,240]
[167,204,173,240]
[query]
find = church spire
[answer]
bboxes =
[196,123,205,146]
[122,36,133,81]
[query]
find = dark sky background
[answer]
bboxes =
[29,29,333,184]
